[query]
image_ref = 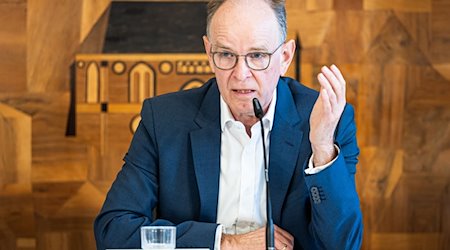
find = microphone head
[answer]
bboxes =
[252,98,264,119]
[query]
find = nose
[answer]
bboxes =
[233,56,252,81]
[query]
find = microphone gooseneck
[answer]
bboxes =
[252,98,275,250]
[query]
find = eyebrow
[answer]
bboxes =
[213,44,233,51]
[248,46,269,52]
[213,43,269,53]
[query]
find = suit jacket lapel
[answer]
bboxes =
[190,81,221,223]
[269,79,306,222]
[189,78,309,223]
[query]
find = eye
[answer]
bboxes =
[217,52,235,58]
[248,52,267,59]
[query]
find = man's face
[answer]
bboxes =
[203,0,293,121]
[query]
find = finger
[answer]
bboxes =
[321,88,332,114]
[317,73,337,106]
[317,73,336,103]
[274,226,294,249]
[275,242,290,250]
[274,225,294,242]
[321,66,343,102]
[330,64,346,85]
[275,230,292,245]
[275,236,293,250]
[330,65,347,102]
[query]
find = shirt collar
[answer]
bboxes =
[220,89,277,132]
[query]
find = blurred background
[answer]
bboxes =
[0,0,449,249]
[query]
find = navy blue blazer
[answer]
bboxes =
[94,77,363,250]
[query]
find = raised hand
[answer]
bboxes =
[309,65,347,166]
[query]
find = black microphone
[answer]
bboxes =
[252,98,275,250]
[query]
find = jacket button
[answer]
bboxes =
[311,186,321,204]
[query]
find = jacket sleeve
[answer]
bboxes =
[93,99,219,250]
[304,104,363,249]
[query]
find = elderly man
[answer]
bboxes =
[94,0,363,249]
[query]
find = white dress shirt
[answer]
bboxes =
[213,89,339,249]
[216,91,277,236]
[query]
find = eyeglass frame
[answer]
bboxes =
[209,42,285,71]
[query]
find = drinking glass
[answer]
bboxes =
[140,226,176,249]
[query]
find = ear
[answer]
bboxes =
[203,35,215,73]
[279,39,296,76]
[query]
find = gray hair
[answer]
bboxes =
[206,0,287,42]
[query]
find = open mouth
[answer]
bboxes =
[233,89,255,94]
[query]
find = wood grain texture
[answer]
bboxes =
[306,0,333,11]
[2,0,106,247]
[80,0,111,43]
[287,0,449,249]
[27,0,82,92]
[371,233,443,250]
[0,2,27,93]
[287,10,335,48]
[79,6,110,54]
[430,0,450,63]
[74,54,216,186]
[0,103,31,186]
[0,103,33,250]
[363,0,432,12]
[334,0,362,10]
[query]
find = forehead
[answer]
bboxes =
[209,0,281,50]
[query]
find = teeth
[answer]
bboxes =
[235,90,253,94]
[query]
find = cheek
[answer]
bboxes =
[256,71,280,104]
[215,78,226,95]
[214,72,232,94]
[257,68,280,91]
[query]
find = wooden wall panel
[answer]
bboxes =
[74,54,215,187]
[334,0,362,10]
[0,103,33,250]
[430,0,450,70]
[1,0,111,249]
[370,233,443,250]
[27,0,82,92]
[363,0,432,12]
[288,10,334,49]
[0,103,31,186]
[80,0,111,43]
[79,7,110,54]
[0,2,27,93]
[305,0,333,11]
[286,0,450,249]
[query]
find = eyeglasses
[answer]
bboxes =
[210,42,285,71]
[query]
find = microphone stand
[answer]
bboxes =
[252,98,275,250]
